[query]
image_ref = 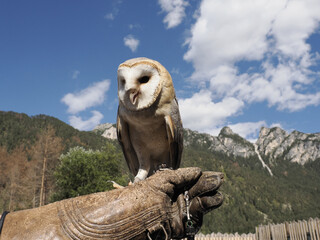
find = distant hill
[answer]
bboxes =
[0,111,108,152]
[0,111,319,234]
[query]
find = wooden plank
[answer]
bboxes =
[283,223,288,240]
[315,218,320,240]
[302,220,308,240]
[297,220,303,240]
[307,219,313,240]
[309,218,316,240]
[316,218,320,240]
[289,222,295,240]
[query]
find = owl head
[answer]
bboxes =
[117,57,173,111]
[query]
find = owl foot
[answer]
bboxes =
[157,164,173,172]
[134,177,143,183]
[134,169,149,183]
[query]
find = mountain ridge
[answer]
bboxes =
[95,123,320,168]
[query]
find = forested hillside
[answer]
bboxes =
[0,111,126,211]
[0,111,319,234]
[181,129,320,233]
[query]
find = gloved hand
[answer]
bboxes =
[143,168,224,239]
[58,167,224,240]
[1,167,223,240]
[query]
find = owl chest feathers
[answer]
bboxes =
[118,96,171,142]
[118,97,174,165]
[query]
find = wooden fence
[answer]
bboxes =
[195,232,256,240]
[193,218,320,240]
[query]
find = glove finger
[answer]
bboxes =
[190,191,224,215]
[180,192,223,236]
[148,167,202,197]
[188,172,224,199]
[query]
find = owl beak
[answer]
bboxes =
[129,90,139,105]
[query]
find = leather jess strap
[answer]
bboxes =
[0,211,9,235]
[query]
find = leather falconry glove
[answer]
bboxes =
[0,167,223,240]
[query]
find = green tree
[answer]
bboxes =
[51,144,128,202]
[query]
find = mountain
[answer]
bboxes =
[0,111,319,235]
[96,123,320,170]
[184,126,320,167]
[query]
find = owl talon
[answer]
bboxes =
[108,180,134,189]
[108,180,124,189]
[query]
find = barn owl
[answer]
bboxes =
[116,57,183,182]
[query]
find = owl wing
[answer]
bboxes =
[116,110,139,177]
[164,97,183,170]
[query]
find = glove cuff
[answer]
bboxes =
[57,190,177,240]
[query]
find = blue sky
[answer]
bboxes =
[1,0,320,141]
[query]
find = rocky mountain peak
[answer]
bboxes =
[219,126,235,137]
[94,123,113,131]
[256,127,288,157]
[216,126,256,158]
[259,126,287,138]
[256,127,320,165]
[93,123,117,140]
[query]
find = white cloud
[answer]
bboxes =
[179,90,244,132]
[72,70,80,80]
[104,13,115,20]
[69,111,104,131]
[104,0,122,21]
[271,0,320,59]
[128,24,141,30]
[158,0,189,29]
[270,122,283,129]
[171,67,180,75]
[182,0,320,134]
[123,35,139,52]
[184,0,286,75]
[61,80,110,114]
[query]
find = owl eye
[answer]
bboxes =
[138,76,150,84]
[120,78,126,85]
